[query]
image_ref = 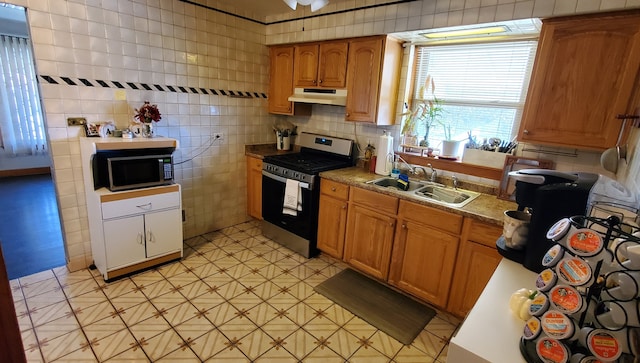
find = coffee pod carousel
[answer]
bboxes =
[512,215,640,363]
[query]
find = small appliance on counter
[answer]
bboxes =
[497,169,599,272]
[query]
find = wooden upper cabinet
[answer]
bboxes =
[519,11,640,150]
[294,41,348,88]
[294,44,319,87]
[268,45,311,116]
[346,36,402,125]
[318,42,348,88]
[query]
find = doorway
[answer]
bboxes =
[0,3,65,279]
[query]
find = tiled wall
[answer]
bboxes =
[8,0,640,273]
[8,0,278,272]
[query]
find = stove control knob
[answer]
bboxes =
[294,172,300,179]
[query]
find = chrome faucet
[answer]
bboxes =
[452,175,459,190]
[413,166,429,178]
[427,163,437,183]
[394,154,415,174]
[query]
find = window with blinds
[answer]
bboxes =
[409,40,538,149]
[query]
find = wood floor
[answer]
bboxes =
[0,174,65,280]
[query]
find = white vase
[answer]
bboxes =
[142,123,154,138]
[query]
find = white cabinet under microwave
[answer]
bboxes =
[79,137,183,281]
[95,185,183,280]
[101,187,182,273]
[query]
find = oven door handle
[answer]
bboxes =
[262,170,311,190]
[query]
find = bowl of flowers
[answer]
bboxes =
[134,101,161,137]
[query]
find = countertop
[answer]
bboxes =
[447,258,537,363]
[82,136,178,150]
[244,144,517,225]
[245,143,298,159]
[319,167,517,226]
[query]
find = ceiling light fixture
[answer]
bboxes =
[422,25,509,39]
[283,0,329,12]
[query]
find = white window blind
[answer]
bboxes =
[410,40,537,148]
[0,34,47,156]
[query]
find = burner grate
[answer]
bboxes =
[264,153,351,174]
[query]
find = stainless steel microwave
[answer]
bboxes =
[92,148,175,191]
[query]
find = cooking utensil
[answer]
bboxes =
[600,145,627,173]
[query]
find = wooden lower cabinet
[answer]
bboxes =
[343,187,398,280]
[326,178,503,316]
[388,201,462,308]
[447,218,503,318]
[317,180,349,258]
[246,156,262,219]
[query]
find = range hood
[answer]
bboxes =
[288,88,347,106]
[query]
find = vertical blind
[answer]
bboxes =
[0,34,47,156]
[410,40,538,146]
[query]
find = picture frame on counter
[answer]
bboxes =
[84,121,115,138]
[84,122,100,137]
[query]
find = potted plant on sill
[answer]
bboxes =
[400,75,443,148]
[439,121,463,158]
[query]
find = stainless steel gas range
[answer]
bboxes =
[261,132,356,258]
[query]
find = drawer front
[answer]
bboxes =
[398,200,463,235]
[320,179,349,201]
[102,191,180,219]
[350,187,398,215]
[467,219,502,248]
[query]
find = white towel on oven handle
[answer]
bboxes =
[283,178,302,216]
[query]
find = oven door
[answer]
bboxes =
[261,170,319,241]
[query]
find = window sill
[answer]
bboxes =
[396,151,504,181]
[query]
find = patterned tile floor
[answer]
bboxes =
[12,221,460,362]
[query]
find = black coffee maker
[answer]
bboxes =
[497,169,599,272]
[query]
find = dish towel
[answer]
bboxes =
[283,179,302,216]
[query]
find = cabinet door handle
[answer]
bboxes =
[331,187,337,191]
[136,202,152,210]
[137,233,144,244]
[319,79,323,84]
[523,129,530,135]
[402,224,407,229]
[147,230,154,243]
[342,204,347,209]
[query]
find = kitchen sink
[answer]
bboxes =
[366,176,480,208]
[413,185,480,208]
[367,177,426,192]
